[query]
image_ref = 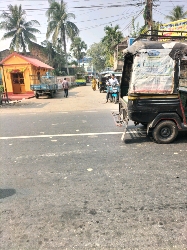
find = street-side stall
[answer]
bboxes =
[0,52,54,98]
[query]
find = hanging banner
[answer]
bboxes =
[129,48,175,94]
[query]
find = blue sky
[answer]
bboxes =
[0,0,187,51]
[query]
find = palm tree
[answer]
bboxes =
[102,25,123,48]
[165,5,187,21]
[46,0,79,74]
[0,4,40,53]
[102,24,123,67]
[70,37,87,66]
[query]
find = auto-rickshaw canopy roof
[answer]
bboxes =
[123,40,187,60]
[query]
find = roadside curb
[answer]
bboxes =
[0,100,22,107]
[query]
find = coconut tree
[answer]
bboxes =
[70,37,87,66]
[46,0,79,74]
[0,4,40,53]
[102,24,123,67]
[165,5,187,21]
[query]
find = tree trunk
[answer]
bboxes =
[61,27,69,75]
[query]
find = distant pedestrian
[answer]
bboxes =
[62,78,69,98]
[92,77,97,91]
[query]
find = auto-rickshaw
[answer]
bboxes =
[119,38,187,144]
[98,75,107,93]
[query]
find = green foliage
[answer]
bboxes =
[40,40,66,75]
[46,0,79,55]
[74,66,86,75]
[68,60,78,66]
[0,85,4,92]
[70,37,87,65]
[101,25,123,67]
[87,42,106,72]
[130,17,141,38]
[0,4,40,52]
[165,5,187,21]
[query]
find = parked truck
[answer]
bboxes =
[30,72,58,98]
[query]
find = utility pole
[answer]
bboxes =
[145,0,153,38]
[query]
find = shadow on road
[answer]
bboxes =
[0,189,16,199]
[124,126,151,144]
[124,127,187,144]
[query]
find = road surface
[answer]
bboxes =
[0,84,187,249]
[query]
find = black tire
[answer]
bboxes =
[50,91,54,98]
[152,120,178,144]
[36,92,39,99]
[114,96,118,104]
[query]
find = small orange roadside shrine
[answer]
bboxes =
[0,52,54,95]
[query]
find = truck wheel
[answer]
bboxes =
[152,120,178,144]
[50,91,54,98]
[36,93,39,99]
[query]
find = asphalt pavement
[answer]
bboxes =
[0,85,187,250]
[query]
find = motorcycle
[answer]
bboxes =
[108,85,119,104]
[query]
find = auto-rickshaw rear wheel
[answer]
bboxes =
[152,120,178,144]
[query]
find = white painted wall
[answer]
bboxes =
[57,76,76,89]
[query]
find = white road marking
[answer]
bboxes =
[57,112,68,114]
[0,129,146,140]
[83,111,98,113]
[87,168,93,171]
[0,132,123,140]
[19,113,36,115]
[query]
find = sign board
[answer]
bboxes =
[128,38,135,47]
[159,18,187,37]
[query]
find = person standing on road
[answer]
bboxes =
[92,77,97,91]
[106,74,119,102]
[62,78,69,98]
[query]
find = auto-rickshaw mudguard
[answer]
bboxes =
[147,112,183,133]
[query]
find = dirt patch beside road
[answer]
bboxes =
[0,84,117,114]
